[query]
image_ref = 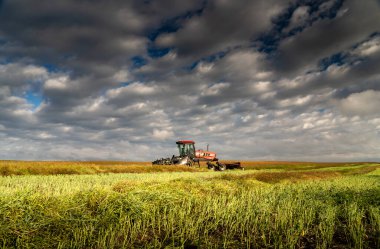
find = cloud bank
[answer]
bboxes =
[0,0,379,161]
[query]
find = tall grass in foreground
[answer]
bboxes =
[0,170,379,248]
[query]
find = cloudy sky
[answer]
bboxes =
[0,0,379,161]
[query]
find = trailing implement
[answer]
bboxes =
[152,140,243,170]
[206,161,243,171]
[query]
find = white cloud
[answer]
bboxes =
[196,62,214,74]
[302,122,314,129]
[0,63,48,88]
[251,81,271,93]
[201,82,230,96]
[152,129,174,140]
[350,36,380,57]
[319,0,336,12]
[0,86,11,98]
[37,132,55,139]
[44,76,69,90]
[155,33,176,47]
[222,50,266,80]
[285,6,310,32]
[278,95,312,108]
[22,65,48,78]
[118,36,147,53]
[113,70,129,82]
[326,64,350,77]
[338,90,380,116]
[107,83,157,98]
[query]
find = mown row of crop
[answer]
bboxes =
[0,169,379,248]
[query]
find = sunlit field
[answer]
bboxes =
[0,160,203,175]
[0,161,379,248]
[1,160,378,175]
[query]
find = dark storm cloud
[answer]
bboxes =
[155,0,292,59]
[0,0,204,110]
[0,0,204,81]
[0,0,379,161]
[274,34,380,100]
[273,0,380,76]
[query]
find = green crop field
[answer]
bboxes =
[0,161,379,248]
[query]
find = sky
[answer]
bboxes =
[0,0,379,161]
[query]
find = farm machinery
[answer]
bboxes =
[152,140,243,171]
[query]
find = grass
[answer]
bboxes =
[0,161,379,248]
[0,160,205,175]
[1,160,378,176]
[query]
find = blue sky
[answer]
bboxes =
[25,91,43,109]
[0,0,379,161]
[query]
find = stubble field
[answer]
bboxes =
[0,161,379,248]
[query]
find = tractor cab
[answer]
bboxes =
[176,140,195,157]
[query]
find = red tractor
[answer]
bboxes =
[152,140,243,171]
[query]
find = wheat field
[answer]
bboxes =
[0,161,379,248]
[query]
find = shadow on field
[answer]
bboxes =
[214,171,342,183]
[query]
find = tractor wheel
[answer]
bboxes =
[187,159,194,167]
[218,163,227,171]
[207,162,215,170]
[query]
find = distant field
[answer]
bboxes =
[0,161,379,248]
[0,160,379,175]
[0,160,203,175]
